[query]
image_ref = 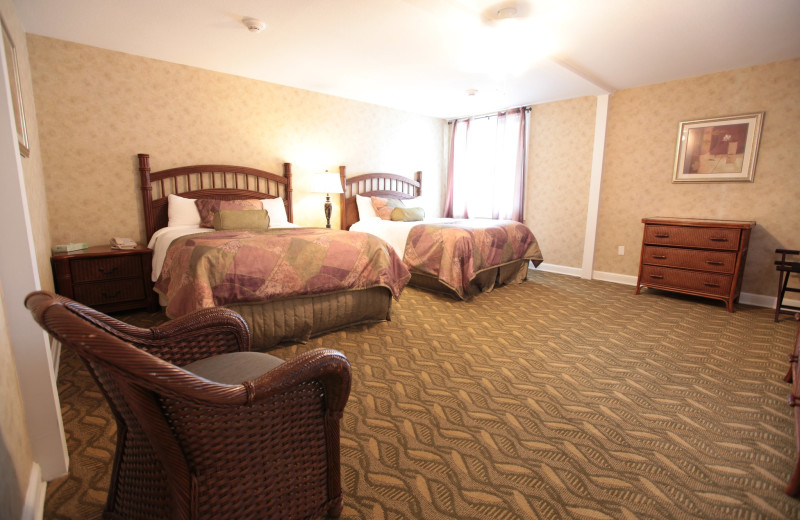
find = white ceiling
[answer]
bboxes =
[14,0,800,119]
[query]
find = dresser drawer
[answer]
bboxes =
[73,279,146,306]
[640,265,733,297]
[644,225,741,251]
[641,246,737,273]
[71,256,143,283]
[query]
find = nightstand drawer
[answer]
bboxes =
[73,279,146,306]
[644,225,741,250]
[641,246,736,273]
[640,265,733,297]
[71,256,143,283]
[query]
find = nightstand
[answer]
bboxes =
[51,245,158,313]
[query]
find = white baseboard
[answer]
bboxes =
[535,263,583,277]
[532,263,800,311]
[592,270,638,286]
[22,463,46,520]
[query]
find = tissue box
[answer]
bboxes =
[52,242,89,253]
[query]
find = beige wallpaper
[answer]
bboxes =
[597,58,800,296]
[26,35,797,299]
[27,36,445,246]
[525,96,597,268]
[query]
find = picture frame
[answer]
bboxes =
[2,16,29,157]
[672,112,764,183]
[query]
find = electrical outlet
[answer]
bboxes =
[617,245,625,255]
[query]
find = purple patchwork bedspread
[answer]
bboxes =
[155,228,410,317]
[402,219,543,298]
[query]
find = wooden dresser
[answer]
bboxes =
[635,217,755,312]
[52,245,158,313]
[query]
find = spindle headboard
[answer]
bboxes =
[338,166,421,230]
[138,153,293,242]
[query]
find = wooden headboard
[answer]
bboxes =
[338,166,422,230]
[138,153,293,242]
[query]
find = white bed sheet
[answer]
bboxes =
[349,217,450,259]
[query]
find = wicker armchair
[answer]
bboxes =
[26,291,351,520]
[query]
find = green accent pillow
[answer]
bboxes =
[371,196,405,220]
[195,198,264,228]
[390,207,425,222]
[212,209,270,230]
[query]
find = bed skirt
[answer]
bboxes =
[408,259,530,300]
[225,287,393,351]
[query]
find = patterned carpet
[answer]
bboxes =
[45,271,800,519]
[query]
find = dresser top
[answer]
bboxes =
[642,217,756,229]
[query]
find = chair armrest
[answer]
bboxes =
[143,307,252,365]
[247,349,351,411]
[60,296,252,365]
[777,249,800,255]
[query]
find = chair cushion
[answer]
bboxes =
[183,351,284,384]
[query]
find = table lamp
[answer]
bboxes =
[311,171,344,228]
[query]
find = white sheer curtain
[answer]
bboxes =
[444,107,528,221]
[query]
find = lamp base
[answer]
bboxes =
[324,196,332,229]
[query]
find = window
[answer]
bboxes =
[444,107,528,221]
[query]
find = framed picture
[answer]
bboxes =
[672,112,764,183]
[1,16,29,157]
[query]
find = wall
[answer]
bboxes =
[597,59,800,296]
[25,37,797,300]
[27,36,446,247]
[0,287,28,520]
[1,0,51,292]
[0,0,55,514]
[525,96,597,269]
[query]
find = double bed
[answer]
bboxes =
[338,166,543,300]
[138,154,409,350]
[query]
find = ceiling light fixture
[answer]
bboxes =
[242,17,266,33]
[496,6,518,19]
[466,89,479,96]
[481,1,530,23]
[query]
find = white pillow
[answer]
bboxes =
[356,194,378,220]
[403,197,424,210]
[167,194,201,227]
[261,198,289,225]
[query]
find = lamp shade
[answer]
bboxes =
[311,172,344,194]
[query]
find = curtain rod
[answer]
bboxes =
[447,105,531,124]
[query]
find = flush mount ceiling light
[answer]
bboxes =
[465,89,479,96]
[242,17,266,33]
[496,6,517,19]
[481,1,531,23]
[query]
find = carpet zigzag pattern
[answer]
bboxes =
[46,271,800,519]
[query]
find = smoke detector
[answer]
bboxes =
[242,17,266,33]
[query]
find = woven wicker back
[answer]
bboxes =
[26,291,352,520]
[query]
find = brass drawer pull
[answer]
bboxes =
[709,237,728,242]
[652,255,667,259]
[654,233,669,238]
[102,290,121,299]
[649,274,664,280]
[706,260,724,266]
[703,282,720,288]
[98,266,119,275]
